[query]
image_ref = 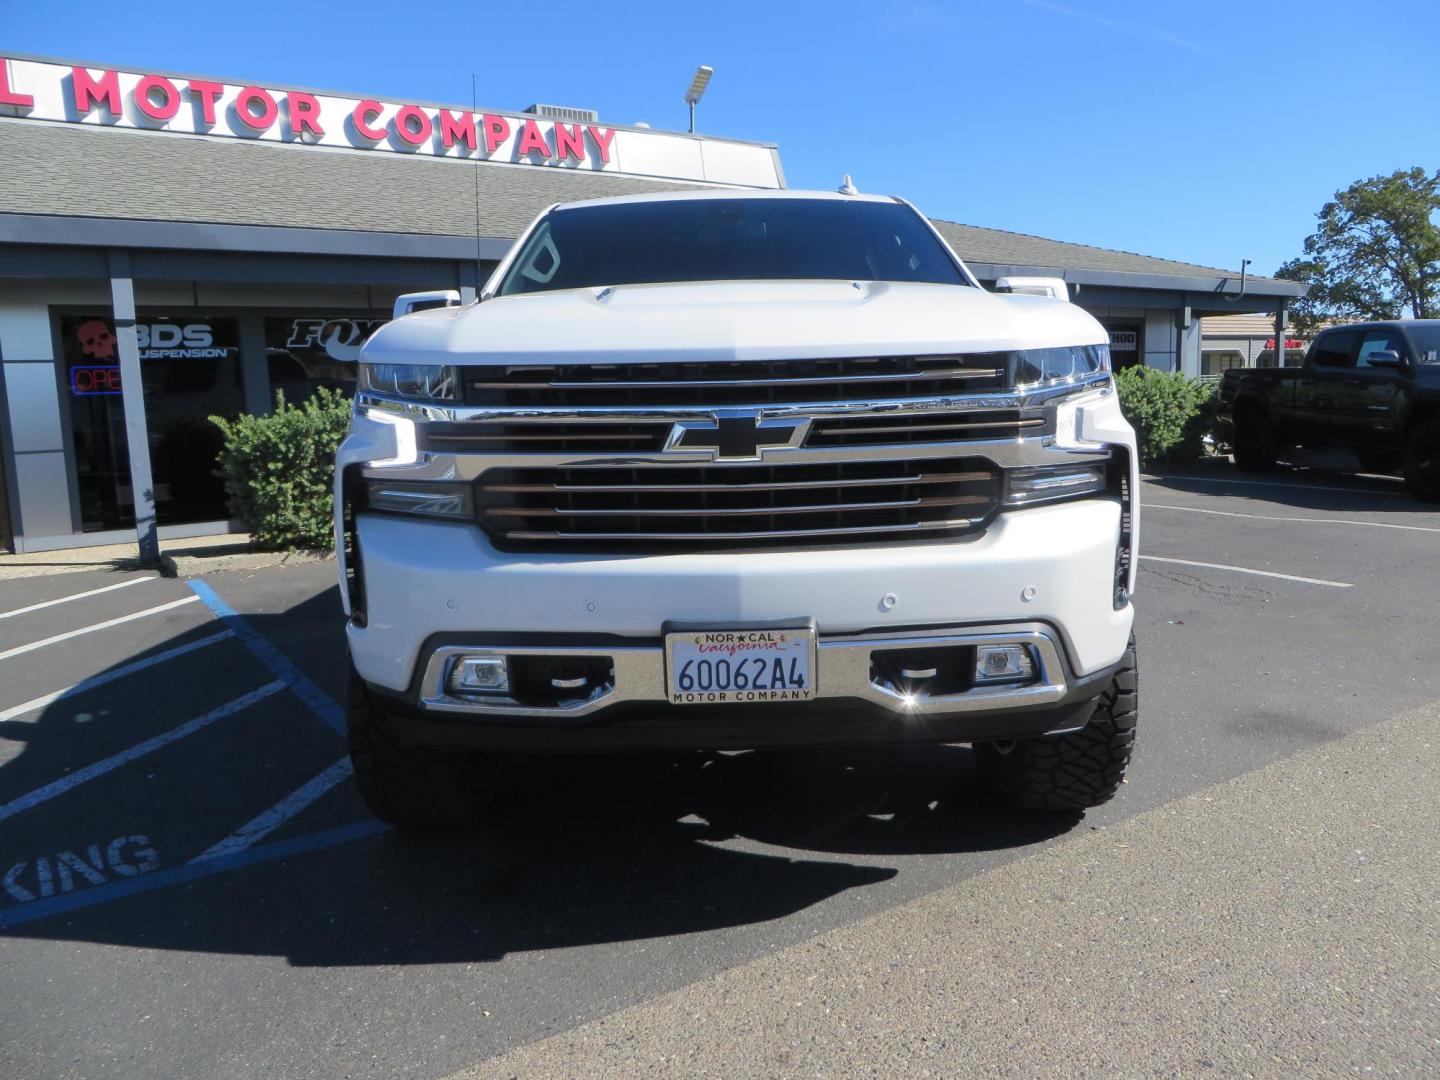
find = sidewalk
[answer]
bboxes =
[0,533,331,580]
[460,702,1440,1079]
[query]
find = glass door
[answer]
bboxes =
[60,313,244,531]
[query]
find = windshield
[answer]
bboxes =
[1405,326,1440,364]
[496,198,971,296]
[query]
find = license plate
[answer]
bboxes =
[664,627,817,705]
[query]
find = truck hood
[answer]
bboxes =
[361,281,1106,366]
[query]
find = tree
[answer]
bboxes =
[1278,167,1440,333]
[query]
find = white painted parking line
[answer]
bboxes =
[1143,474,1409,497]
[1138,555,1354,588]
[0,575,156,621]
[0,594,201,663]
[192,756,353,863]
[0,629,236,724]
[1146,503,1440,534]
[0,681,286,825]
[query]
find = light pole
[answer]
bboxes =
[684,65,712,133]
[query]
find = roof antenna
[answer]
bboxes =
[838,174,858,195]
[471,73,483,303]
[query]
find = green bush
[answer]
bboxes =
[1114,366,1216,468]
[211,388,351,550]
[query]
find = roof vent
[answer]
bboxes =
[524,103,600,124]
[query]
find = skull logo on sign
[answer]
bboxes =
[76,319,116,360]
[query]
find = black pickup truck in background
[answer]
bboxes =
[1218,319,1440,501]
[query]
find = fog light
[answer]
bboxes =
[448,656,509,694]
[974,645,1036,685]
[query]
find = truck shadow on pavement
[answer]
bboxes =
[0,581,1079,967]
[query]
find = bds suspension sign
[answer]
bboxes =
[0,54,635,172]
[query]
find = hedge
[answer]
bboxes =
[1113,366,1216,469]
[210,388,351,550]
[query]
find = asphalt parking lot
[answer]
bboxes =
[1,463,1437,1079]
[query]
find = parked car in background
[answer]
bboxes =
[1218,320,1440,500]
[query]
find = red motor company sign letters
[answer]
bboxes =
[0,55,619,166]
[0,54,785,187]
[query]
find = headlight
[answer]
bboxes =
[358,362,457,401]
[364,480,473,518]
[1003,464,1108,507]
[1014,344,1110,386]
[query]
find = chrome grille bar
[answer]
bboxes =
[484,494,992,519]
[467,368,1003,390]
[460,354,1012,408]
[504,518,985,543]
[814,418,1045,436]
[429,432,651,443]
[483,470,992,494]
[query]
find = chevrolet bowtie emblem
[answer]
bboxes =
[663,412,811,461]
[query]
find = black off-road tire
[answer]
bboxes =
[346,660,493,828]
[1231,407,1279,472]
[975,636,1138,811]
[1403,418,1440,502]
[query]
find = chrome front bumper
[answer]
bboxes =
[417,623,1070,720]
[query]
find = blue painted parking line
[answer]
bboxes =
[186,579,345,733]
[0,818,387,930]
[0,578,365,930]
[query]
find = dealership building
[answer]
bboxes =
[0,52,1305,554]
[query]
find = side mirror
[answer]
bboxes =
[392,290,461,320]
[1366,349,1406,368]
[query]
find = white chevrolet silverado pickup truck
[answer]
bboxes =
[334,189,1140,827]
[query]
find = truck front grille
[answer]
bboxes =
[461,355,1007,407]
[474,458,1002,549]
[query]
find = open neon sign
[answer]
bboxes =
[70,366,122,396]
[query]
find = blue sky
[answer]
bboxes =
[6,0,1438,277]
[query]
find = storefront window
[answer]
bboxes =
[61,314,244,532]
[1254,348,1307,368]
[264,315,382,404]
[1103,326,1141,370]
[1201,350,1245,376]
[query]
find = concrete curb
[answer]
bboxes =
[161,548,334,578]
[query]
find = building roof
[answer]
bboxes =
[1201,314,1290,337]
[0,119,695,240]
[929,220,1276,286]
[0,118,1304,297]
